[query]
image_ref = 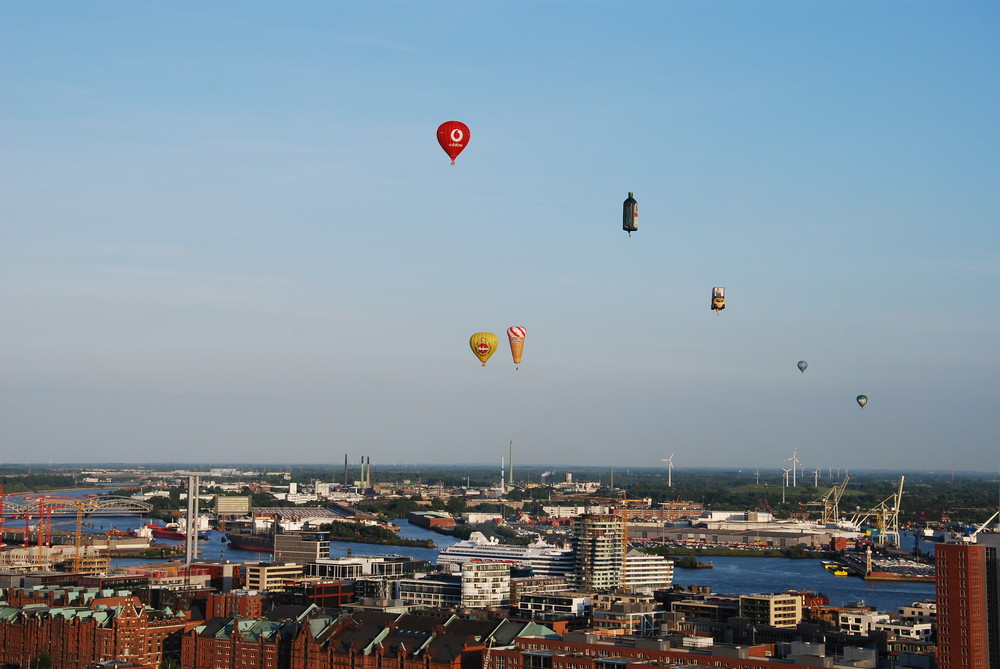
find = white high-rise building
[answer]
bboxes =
[460,561,511,607]
[571,514,623,591]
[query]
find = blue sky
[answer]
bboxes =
[2,2,998,470]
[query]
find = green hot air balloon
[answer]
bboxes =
[856,395,868,409]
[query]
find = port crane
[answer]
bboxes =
[850,476,905,546]
[953,510,1000,543]
[807,476,851,525]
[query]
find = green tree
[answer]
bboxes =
[445,497,467,514]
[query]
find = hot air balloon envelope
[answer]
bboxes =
[437,121,470,164]
[470,332,499,366]
[797,361,808,373]
[856,395,868,409]
[507,326,526,366]
[623,192,638,234]
[712,287,726,312]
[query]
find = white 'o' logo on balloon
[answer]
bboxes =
[450,128,464,142]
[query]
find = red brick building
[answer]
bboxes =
[301,581,354,608]
[182,608,554,669]
[492,634,836,669]
[207,590,271,619]
[936,541,990,669]
[0,594,189,669]
[196,560,246,592]
[184,616,292,669]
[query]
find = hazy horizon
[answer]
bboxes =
[4,463,998,479]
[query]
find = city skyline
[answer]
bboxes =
[3,3,999,469]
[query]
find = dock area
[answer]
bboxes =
[835,553,935,582]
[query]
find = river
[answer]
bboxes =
[6,490,936,613]
[670,555,934,613]
[102,518,933,613]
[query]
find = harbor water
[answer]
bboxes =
[104,517,933,613]
[9,491,935,614]
[669,555,934,613]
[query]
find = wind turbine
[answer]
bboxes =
[659,453,676,488]
[783,447,801,488]
[781,467,791,504]
[754,470,760,485]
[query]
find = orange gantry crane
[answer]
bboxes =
[13,495,89,571]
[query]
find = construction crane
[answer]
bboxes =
[482,637,493,669]
[23,496,55,548]
[0,484,5,547]
[72,501,85,573]
[11,496,93,572]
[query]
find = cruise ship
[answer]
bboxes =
[438,532,570,569]
[437,532,671,590]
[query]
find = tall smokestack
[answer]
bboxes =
[501,456,505,493]
[344,454,348,486]
[509,441,513,488]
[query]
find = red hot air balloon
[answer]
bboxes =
[437,121,471,164]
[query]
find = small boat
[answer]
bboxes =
[146,520,211,541]
[833,569,849,577]
[146,523,186,540]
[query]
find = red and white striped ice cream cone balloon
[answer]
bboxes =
[507,326,526,368]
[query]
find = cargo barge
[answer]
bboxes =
[224,531,275,552]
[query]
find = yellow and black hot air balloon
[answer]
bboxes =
[711,287,726,313]
[469,332,499,367]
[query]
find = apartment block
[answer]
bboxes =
[936,541,991,669]
[244,562,305,592]
[571,514,623,591]
[738,592,802,628]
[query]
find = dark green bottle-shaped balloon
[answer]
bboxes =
[623,192,638,235]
